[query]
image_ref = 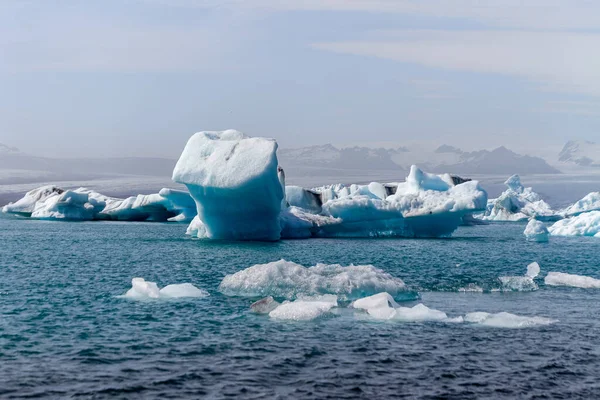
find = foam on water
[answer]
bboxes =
[219,259,411,300]
[544,272,600,288]
[121,278,209,300]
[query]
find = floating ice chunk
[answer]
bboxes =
[352,292,447,322]
[499,262,540,291]
[218,259,409,300]
[561,192,600,217]
[526,262,541,278]
[124,278,161,299]
[351,292,399,310]
[173,130,284,241]
[464,312,557,328]
[269,295,337,321]
[160,283,209,298]
[482,175,558,222]
[250,296,281,314]
[544,272,600,288]
[121,278,208,300]
[548,211,600,237]
[524,219,549,242]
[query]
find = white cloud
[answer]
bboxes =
[313,30,600,96]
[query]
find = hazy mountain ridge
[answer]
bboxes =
[280,143,560,175]
[558,140,600,167]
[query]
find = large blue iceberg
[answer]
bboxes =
[174,130,488,241]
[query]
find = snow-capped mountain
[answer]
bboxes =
[279,143,559,176]
[558,140,600,167]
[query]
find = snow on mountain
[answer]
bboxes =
[558,140,600,167]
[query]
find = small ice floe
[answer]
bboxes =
[498,262,540,291]
[463,312,557,328]
[544,272,600,289]
[351,292,448,322]
[219,259,410,301]
[268,295,338,321]
[121,278,209,300]
[524,219,549,242]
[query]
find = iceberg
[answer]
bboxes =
[172,130,284,241]
[548,211,600,237]
[218,259,411,301]
[544,272,600,288]
[3,186,197,222]
[523,219,549,242]
[561,192,600,217]
[482,175,558,222]
[268,295,338,321]
[282,165,487,238]
[2,185,65,217]
[121,278,209,300]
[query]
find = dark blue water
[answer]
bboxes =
[2,217,600,399]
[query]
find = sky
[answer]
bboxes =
[1,0,599,158]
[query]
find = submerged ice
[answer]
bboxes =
[498,262,541,292]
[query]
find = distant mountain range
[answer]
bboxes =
[279,143,560,175]
[558,140,600,167]
[2,138,595,189]
[0,143,176,185]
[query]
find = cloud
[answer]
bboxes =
[314,30,600,96]
[136,0,600,30]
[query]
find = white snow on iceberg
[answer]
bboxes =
[548,211,600,237]
[482,175,558,222]
[218,259,411,301]
[544,272,600,288]
[121,278,209,300]
[523,219,549,242]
